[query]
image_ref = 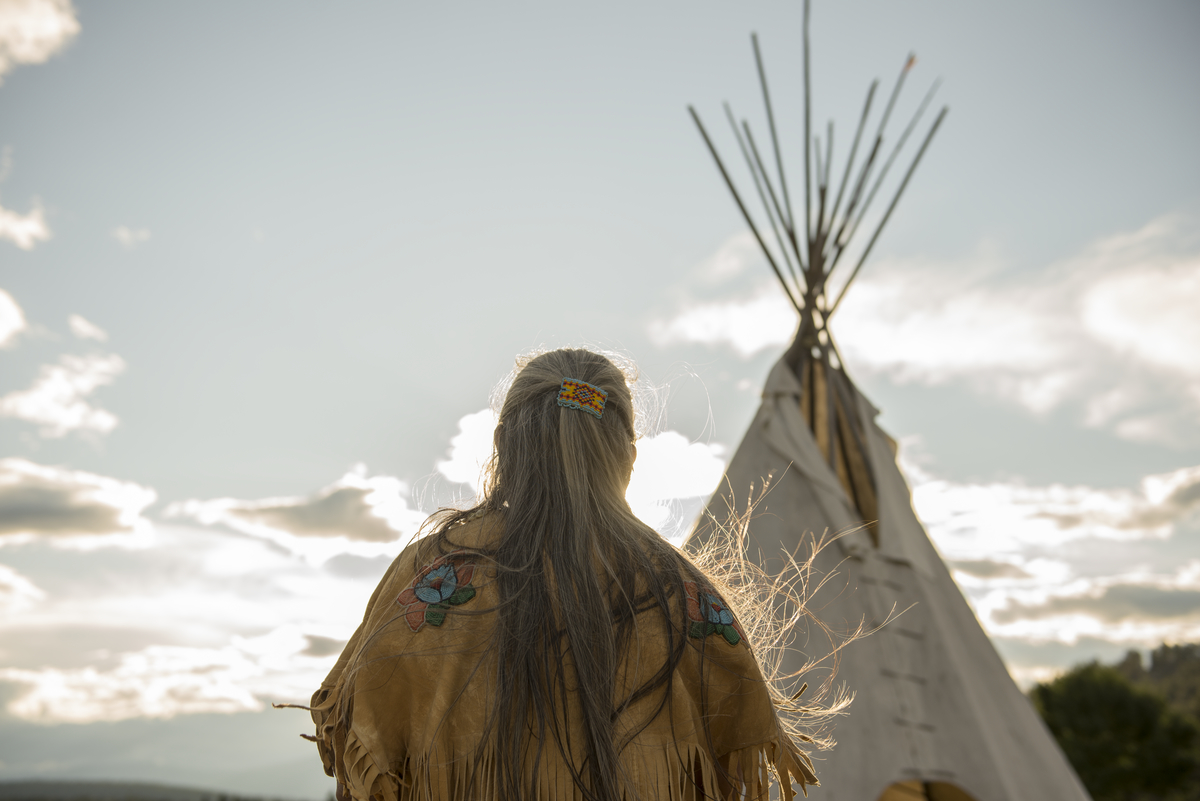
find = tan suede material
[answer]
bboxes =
[310,514,816,800]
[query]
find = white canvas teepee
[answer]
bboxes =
[692,360,1092,801]
[685,8,1092,801]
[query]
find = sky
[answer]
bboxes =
[0,0,1198,796]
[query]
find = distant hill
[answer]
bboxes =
[0,782,320,801]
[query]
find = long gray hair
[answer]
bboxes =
[421,348,832,801]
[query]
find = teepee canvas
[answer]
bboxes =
[685,8,1092,801]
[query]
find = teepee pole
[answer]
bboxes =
[826,81,878,246]
[829,78,941,272]
[803,0,814,251]
[821,121,834,232]
[689,106,804,314]
[829,106,948,317]
[877,55,916,141]
[742,122,807,274]
[813,137,830,300]
[689,20,948,357]
[829,55,913,258]
[725,104,803,292]
[752,34,799,254]
[814,135,823,198]
[828,131,882,265]
[739,119,794,251]
[742,123,807,287]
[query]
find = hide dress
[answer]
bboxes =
[308,513,816,801]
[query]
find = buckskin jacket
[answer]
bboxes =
[308,513,816,801]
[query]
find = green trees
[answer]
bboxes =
[1032,657,1200,801]
[1117,644,1200,725]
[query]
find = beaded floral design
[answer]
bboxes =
[684,581,745,647]
[556,378,608,418]
[397,551,478,632]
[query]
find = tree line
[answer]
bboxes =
[1032,642,1200,801]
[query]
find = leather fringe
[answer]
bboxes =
[321,729,816,801]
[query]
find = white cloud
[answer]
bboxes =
[0,198,50,250]
[0,521,376,681]
[436,408,498,493]
[895,446,1200,654]
[0,287,26,347]
[0,625,331,723]
[1081,258,1200,378]
[694,230,761,284]
[435,409,729,535]
[907,457,1200,560]
[834,223,1200,436]
[648,284,796,358]
[0,519,373,723]
[0,0,79,83]
[626,431,727,532]
[0,562,44,614]
[166,466,428,560]
[835,265,1073,397]
[0,421,730,723]
[112,225,150,249]
[652,214,1200,444]
[992,572,1200,627]
[978,564,1200,649]
[0,458,156,545]
[67,313,108,342]
[0,352,125,437]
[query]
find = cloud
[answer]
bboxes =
[301,634,346,658]
[167,466,428,553]
[652,214,1200,444]
[649,284,797,358]
[0,516,387,724]
[112,226,150,249]
[0,458,156,542]
[0,521,375,677]
[833,218,1200,438]
[0,353,126,437]
[322,552,392,579]
[899,451,1200,652]
[0,0,79,83]
[1113,465,1200,529]
[992,635,1140,690]
[693,230,762,285]
[0,288,25,347]
[626,431,728,532]
[436,408,498,494]
[907,457,1200,559]
[0,563,44,614]
[0,626,332,723]
[975,560,1200,650]
[434,408,728,535]
[1082,256,1200,379]
[991,589,1200,654]
[0,199,50,250]
[68,314,108,342]
[949,559,1032,580]
[993,582,1200,626]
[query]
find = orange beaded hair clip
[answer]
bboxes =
[556,378,607,419]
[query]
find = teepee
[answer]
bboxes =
[684,7,1092,801]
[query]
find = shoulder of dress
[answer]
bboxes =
[443,508,503,551]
